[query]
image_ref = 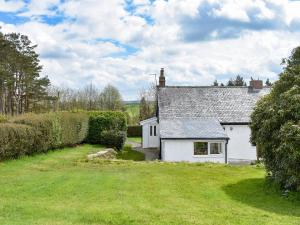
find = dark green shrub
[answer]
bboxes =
[101,130,126,150]
[87,111,127,144]
[251,47,300,191]
[127,125,142,137]
[0,123,36,160]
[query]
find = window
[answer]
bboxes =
[194,142,208,155]
[194,142,223,156]
[154,126,157,136]
[150,126,152,136]
[210,143,222,154]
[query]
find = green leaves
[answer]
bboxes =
[250,46,300,191]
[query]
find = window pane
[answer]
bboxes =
[194,142,208,155]
[154,126,156,136]
[150,126,152,136]
[210,143,222,154]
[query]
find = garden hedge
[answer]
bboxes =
[13,112,89,151]
[101,130,127,150]
[0,123,36,160]
[127,125,142,137]
[87,111,127,144]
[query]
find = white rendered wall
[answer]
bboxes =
[142,121,159,148]
[223,125,257,162]
[161,139,225,163]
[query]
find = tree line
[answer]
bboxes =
[47,83,124,112]
[0,29,125,116]
[213,75,272,86]
[0,30,50,115]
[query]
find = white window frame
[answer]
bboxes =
[193,141,223,157]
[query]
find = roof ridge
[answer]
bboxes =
[159,86,271,89]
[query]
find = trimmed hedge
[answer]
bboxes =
[127,125,142,137]
[13,112,89,151]
[87,111,127,144]
[101,130,126,150]
[0,123,36,160]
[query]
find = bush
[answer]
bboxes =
[250,47,300,191]
[101,130,126,150]
[0,115,8,123]
[87,111,127,144]
[60,112,89,146]
[127,125,142,137]
[0,123,36,160]
[13,112,89,153]
[13,113,59,153]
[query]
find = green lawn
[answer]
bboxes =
[127,137,142,143]
[0,145,299,225]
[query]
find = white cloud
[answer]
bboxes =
[1,0,300,100]
[0,0,24,12]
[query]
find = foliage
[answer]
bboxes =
[0,123,36,160]
[251,46,300,191]
[49,84,124,112]
[86,111,127,144]
[7,112,89,157]
[0,115,7,123]
[101,130,126,150]
[0,31,50,115]
[116,144,145,161]
[125,103,140,125]
[0,145,299,224]
[127,125,142,137]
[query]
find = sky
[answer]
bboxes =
[0,0,300,100]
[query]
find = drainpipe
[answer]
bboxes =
[225,139,228,164]
[159,138,162,160]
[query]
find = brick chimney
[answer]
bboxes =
[249,79,263,90]
[159,68,165,87]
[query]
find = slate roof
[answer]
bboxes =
[158,86,270,123]
[160,118,229,139]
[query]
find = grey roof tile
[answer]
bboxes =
[158,86,270,123]
[160,118,228,139]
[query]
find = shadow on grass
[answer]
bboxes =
[222,178,300,217]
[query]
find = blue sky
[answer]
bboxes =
[1,0,300,100]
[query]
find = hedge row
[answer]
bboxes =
[0,112,89,160]
[0,111,128,160]
[0,123,36,159]
[87,111,127,145]
[127,125,142,137]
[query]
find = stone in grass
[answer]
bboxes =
[87,148,117,160]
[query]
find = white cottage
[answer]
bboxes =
[140,68,270,163]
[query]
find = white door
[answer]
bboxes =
[148,124,159,148]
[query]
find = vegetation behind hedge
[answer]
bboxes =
[127,125,142,137]
[87,111,127,144]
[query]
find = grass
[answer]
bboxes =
[127,137,141,143]
[116,145,145,161]
[125,103,139,125]
[0,145,299,225]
